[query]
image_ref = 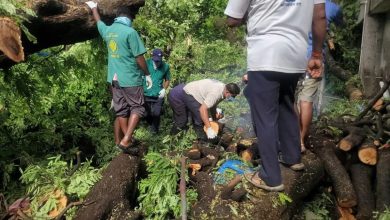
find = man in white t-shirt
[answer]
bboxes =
[225,0,326,191]
[168,79,240,140]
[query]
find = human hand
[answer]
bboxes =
[85,1,97,9]
[306,56,323,79]
[145,75,153,89]
[242,74,248,84]
[158,88,166,98]
[206,127,217,139]
[215,108,223,119]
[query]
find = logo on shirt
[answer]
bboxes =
[281,0,301,6]
[109,40,117,52]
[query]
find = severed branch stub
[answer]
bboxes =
[180,156,187,220]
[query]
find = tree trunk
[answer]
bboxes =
[73,153,141,220]
[314,140,357,208]
[0,0,145,69]
[350,163,375,220]
[376,148,390,212]
[190,151,325,219]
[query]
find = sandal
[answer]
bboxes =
[117,138,140,156]
[243,171,284,192]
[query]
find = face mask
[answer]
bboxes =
[114,17,132,27]
[226,96,235,102]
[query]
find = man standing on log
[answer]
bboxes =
[225,0,326,191]
[296,0,343,153]
[86,1,153,155]
[168,79,240,141]
[143,48,171,134]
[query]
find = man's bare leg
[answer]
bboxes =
[299,100,313,152]
[114,117,124,145]
[120,113,140,147]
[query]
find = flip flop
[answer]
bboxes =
[117,138,140,156]
[243,171,284,192]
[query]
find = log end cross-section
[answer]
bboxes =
[0,17,24,63]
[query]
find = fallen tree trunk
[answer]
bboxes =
[314,140,357,208]
[350,163,375,220]
[376,148,390,212]
[73,153,142,220]
[0,0,145,69]
[190,151,325,219]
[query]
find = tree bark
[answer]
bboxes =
[376,148,390,212]
[73,153,141,220]
[190,151,325,219]
[0,0,145,69]
[350,163,375,220]
[338,127,366,151]
[314,140,357,208]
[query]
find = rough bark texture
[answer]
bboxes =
[338,127,366,151]
[376,148,390,212]
[190,151,325,219]
[350,163,375,220]
[73,153,142,220]
[0,0,145,69]
[314,140,357,208]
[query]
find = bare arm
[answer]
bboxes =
[307,3,326,78]
[163,80,170,89]
[226,16,243,27]
[136,55,150,76]
[91,7,101,22]
[312,3,326,55]
[199,103,211,128]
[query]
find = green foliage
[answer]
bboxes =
[0,0,37,43]
[278,192,293,205]
[331,0,361,72]
[161,128,197,152]
[138,152,197,219]
[322,98,365,119]
[374,208,390,220]
[302,192,333,220]
[134,0,246,85]
[20,155,102,219]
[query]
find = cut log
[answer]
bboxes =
[337,206,356,220]
[314,140,357,208]
[358,141,377,165]
[0,17,24,62]
[376,148,390,212]
[338,127,366,151]
[350,163,375,220]
[73,153,141,220]
[0,0,145,69]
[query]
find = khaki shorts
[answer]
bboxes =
[296,74,322,102]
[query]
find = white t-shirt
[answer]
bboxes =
[183,79,225,108]
[225,0,325,73]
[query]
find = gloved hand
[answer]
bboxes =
[206,127,217,139]
[85,1,97,9]
[158,88,166,98]
[145,75,153,89]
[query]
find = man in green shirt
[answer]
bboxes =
[86,1,153,155]
[143,48,171,134]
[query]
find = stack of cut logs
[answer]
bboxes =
[313,82,390,220]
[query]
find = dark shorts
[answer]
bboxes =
[111,81,145,118]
